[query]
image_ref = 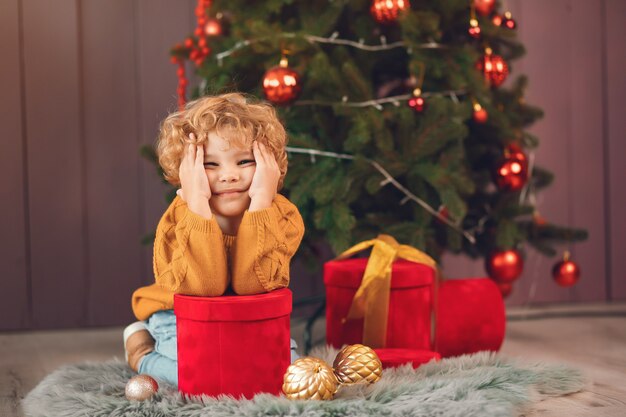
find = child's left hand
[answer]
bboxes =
[248,141,280,211]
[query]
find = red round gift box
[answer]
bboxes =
[435,278,505,357]
[324,258,435,350]
[174,289,292,398]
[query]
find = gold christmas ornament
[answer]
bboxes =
[333,344,383,385]
[282,357,339,400]
[125,374,159,401]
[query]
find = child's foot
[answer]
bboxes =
[123,322,155,372]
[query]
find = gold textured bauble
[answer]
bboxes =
[282,357,339,400]
[125,374,159,401]
[333,344,383,385]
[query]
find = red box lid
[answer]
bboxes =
[174,288,292,322]
[324,258,434,289]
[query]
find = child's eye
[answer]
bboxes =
[203,162,218,167]
[238,159,256,165]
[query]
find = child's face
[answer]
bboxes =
[203,131,256,218]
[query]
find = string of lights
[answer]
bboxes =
[215,32,446,63]
[285,146,477,244]
[292,90,468,110]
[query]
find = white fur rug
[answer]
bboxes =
[23,347,584,417]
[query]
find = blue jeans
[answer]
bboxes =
[138,310,178,386]
[138,310,300,388]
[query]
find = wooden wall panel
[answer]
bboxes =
[135,0,195,292]
[605,0,626,301]
[0,0,30,329]
[22,0,87,328]
[509,0,578,305]
[567,0,607,302]
[507,0,606,304]
[81,0,142,325]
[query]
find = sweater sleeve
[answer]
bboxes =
[230,195,305,295]
[132,197,229,320]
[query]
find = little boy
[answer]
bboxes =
[123,93,304,386]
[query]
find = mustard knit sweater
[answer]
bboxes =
[131,194,305,321]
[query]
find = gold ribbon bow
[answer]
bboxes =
[336,234,436,348]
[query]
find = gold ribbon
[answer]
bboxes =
[335,234,436,348]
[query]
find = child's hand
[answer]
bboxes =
[178,134,212,218]
[248,141,280,211]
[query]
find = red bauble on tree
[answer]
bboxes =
[262,57,302,105]
[500,11,517,30]
[468,18,481,39]
[472,101,488,123]
[204,18,222,36]
[370,0,410,24]
[504,143,527,164]
[476,48,509,87]
[494,145,528,192]
[486,249,524,283]
[494,159,527,191]
[474,0,496,16]
[407,88,427,113]
[552,251,580,287]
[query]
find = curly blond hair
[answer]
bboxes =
[157,93,288,189]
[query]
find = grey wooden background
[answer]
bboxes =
[0,0,624,331]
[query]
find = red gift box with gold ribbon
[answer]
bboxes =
[324,235,437,350]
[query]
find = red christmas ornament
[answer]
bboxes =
[486,249,524,283]
[494,158,528,191]
[500,11,517,30]
[370,0,411,24]
[504,143,527,165]
[262,58,301,105]
[408,95,427,113]
[407,87,427,113]
[468,18,481,39]
[497,282,513,298]
[204,18,222,36]
[552,251,580,287]
[472,101,488,123]
[476,49,509,87]
[474,0,496,17]
[468,25,481,38]
[494,144,528,191]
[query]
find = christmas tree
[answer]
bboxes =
[162,0,587,288]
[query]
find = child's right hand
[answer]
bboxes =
[178,134,212,218]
